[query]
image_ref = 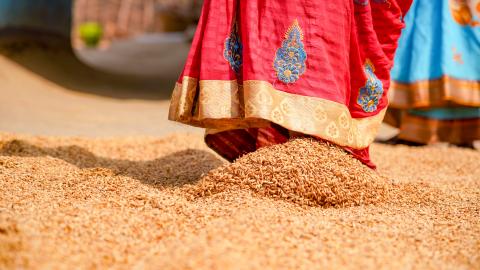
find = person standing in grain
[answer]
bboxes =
[385,0,480,147]
[169,0,412,169]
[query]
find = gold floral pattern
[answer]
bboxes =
[271,108,284,123]
[169,76,386,149]
[338,111,350,129]
[314,105,328,123]
[326,122,340,139]
[279,99,296,116]
[198,80,242,118]
[347,129,355,144]
[168,76,197,122]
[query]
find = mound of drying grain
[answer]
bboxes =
[1,133,478,269]
[187,138,393,207]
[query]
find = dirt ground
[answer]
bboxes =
[0,38,200,138]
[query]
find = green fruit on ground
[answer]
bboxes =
[79,22,103,47]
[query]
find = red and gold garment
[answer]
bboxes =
[169,0,412,168]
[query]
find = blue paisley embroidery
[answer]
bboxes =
[357,60,384,113]
[273,19,307,84]
[224,20,242,74]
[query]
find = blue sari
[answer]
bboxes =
[386,0,480,145]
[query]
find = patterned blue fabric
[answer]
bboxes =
[391,0,480,82]
[410,108,480,120]
[391,0,480,120]
[357,60,384,112]
[274,20,307,84]
[224,21,243,74]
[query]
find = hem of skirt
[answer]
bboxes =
[385,109,480,144]
[168,76,386,150]
[204,127,377,169]
[388,76,480,109]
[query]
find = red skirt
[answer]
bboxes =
[169,0,412,168]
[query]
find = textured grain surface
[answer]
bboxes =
[1,133,479,269]
[187,138,440,208]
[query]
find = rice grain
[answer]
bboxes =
[0,133,478,269]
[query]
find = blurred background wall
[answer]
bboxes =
[0,0,201,45]
[0,0,202,137]
[0,0,72,37]
[73,0,201,46]
[0,0,202,81]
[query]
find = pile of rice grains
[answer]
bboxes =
[1,133,479,269]
[187,138,425,207]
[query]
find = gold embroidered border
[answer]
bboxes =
[388,76,480,108]
[168,76,197,122]
[385,109,480,144]
[168,76,386,149]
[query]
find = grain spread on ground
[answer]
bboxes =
[186,138,439,207]
[0,133,479,269]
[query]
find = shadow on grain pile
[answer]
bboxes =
[0,136,439,208]
[0,139,223,188]
[184,138,439,208]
